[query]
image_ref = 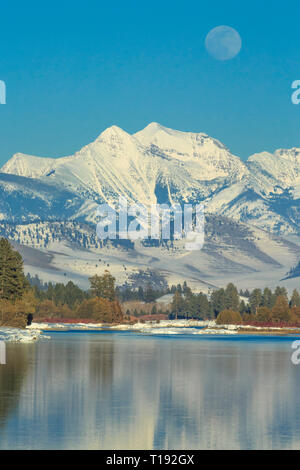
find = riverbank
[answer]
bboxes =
[25,319,300,336]
[2,320,299,343]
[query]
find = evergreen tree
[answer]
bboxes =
[64,281,86,308]
[0,238,27,301]
[239,288,250,298]
[274,286,288,300]
[239,299,249,314]
[176,284,183,294]
[182,281,192,298]
[194,293,211,319]
[225,283,240,311]
[249,288,262,314]
[171,290,185,319]
[290,289,300,307]
[144,284,156,303]
[89,270,116,301]
[151,305,157,315]
[262,287,274,308]
[210,288,226,317]
[137,286,144,301]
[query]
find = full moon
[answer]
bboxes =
[205,25,242,61]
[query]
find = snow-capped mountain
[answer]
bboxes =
[2,122,300,235]
[1,122,300,288]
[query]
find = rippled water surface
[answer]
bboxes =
[1,331,300,449]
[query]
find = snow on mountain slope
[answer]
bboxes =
[2,153,57,179]
[0,172,89,223]
[134,122,248,181]
[2,126,161,206]
[248,148,300,189]
[2,123,300,237]
[5,215,300,291]
[1,123,248,203]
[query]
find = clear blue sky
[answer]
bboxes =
[0,0,299,165]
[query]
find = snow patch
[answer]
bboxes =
[0,327,50,343]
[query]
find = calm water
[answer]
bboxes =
[1,331,300,449]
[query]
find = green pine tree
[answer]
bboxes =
[249,288,262,314]
[89,270,116,301]
[262,287,274,308]
[225,283,240,311]
[274,286,288,300]
[210,288,226,317]
[290,289,300,307]
[0,238,27,301]
[171,290,185,319]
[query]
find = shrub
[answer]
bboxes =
[216,309,242,325]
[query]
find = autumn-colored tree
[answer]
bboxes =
[76,297,123,323]
[35,300,75,320]
[291,306,300,325]
[0,290,37,328]
[256,306,272,322]
[89,270,116,301]
[242,312,256,323]
[57,303,73,319]
[271,295,291,323]
[35,299,58,319]
[216,309,242,325]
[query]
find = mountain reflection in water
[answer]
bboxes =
[0,332,300,449]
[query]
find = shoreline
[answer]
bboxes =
[25,320,300,337]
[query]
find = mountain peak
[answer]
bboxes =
[140,122,168,132]
[96,125,128,141]
[134,122,231,156]
[134,122,188,141]
[1,152,56,179]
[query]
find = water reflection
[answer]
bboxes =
[0,344,29,432]
[0,333,300,449]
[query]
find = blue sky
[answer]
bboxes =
[0,0,299,165]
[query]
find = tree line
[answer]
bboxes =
[171,283,300,325]
[0,238,124,326]
[2,236,300,327]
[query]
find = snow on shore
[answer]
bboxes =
[113,320,237,335]
[0,327,50,343]
[113,319,217,330]
[27,322,105,331]
[26,319,300,336]
[28,319,216,331]
[133,326,237,335]
[27,319,237,335]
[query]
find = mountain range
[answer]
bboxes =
[1,122,300,291]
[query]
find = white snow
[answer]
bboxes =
[2,122,300,291]
[27,322,105,330]
[2,122,300,237]
[26,319,238,336]
[0,327,50,342]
